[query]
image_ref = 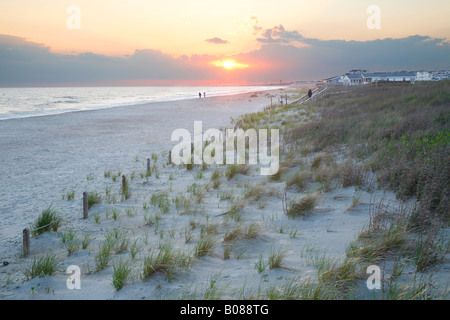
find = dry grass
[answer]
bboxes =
[223,226,244,242]
[286,170,312,190]
[225,164,250,180]
[244,183,281,202]
[283,193,319,217]
[311,152,330,169]
[340,161,367,188]
[194,235,217,258]
[223,223,260,242]
[286,82,449,225]
[231,81,450,299]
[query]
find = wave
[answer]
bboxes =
[0,86,283,120]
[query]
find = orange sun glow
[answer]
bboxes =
[212,59,249,70]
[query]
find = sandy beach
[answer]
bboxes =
[0,86,438,300]
[0,90,277,245]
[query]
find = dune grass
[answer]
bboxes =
[112,258,131,291]
[18,82,448,300]
[88,192,102,209]
[194,235,217,258]
[283,194,318,217]
[225,164,250,180]
[268,247,288,269]
[31,206,62,236]
[141,245,191,282]
[22,253,61,279]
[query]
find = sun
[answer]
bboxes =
[222,60,236,70]
[212,59,249,70]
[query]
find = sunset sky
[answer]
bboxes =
[1,0,449,86]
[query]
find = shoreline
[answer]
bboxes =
[0,86,289,122]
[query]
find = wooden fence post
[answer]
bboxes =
[147,158,151,175]
[23,228,30,257]
[168,151,172,165]
[83,192,88,219]
[122,175,127,194]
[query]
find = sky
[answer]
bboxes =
[0,0,449,86]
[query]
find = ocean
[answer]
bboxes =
[0,86,281,120]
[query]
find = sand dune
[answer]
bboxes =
[0,87,403,299]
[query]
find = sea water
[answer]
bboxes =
[0,86,280,120]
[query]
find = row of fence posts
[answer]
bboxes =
[270,94,289,109]
[23,153,174,257]
[20,90,328,257]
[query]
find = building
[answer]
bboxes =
[331,70,447,87]
[431,71,449,81]
[362,72,416,84]
[415,71,432,81]
[323,75,342,85]
[340,73,364,86]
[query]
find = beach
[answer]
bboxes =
[0,89,282,249]
[0,85,439,300]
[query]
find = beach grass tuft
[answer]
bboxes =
[31,206,62,236]
[112,258,131,291]
[22,253,61,279]
[88,192,102,209]
[225,164,250,180]
[283,194,318,217]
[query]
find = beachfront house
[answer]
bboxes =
[415,71,433,81]
[335,70,445,86]
[362,72,416,84]
[323,75,342,85]
[340,73,364,86]
[431,71,449,81]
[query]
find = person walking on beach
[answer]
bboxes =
[199,92,202,98]
[308,89,312,98]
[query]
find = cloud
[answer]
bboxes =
[249,16,262,35]
[0,32,449,85]
[0,35,214,85]
[240,34,450,81]
[256,24,305,44]
[205,37,229,44]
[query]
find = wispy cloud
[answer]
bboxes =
[249,16,263,35]
[256,25,305,44]
[205,37,229,44]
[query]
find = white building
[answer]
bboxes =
[415,71,432,81]
[340,73,363,86]
[362,72,416,84]
[431,71,449,81]
[336,70,447,86]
